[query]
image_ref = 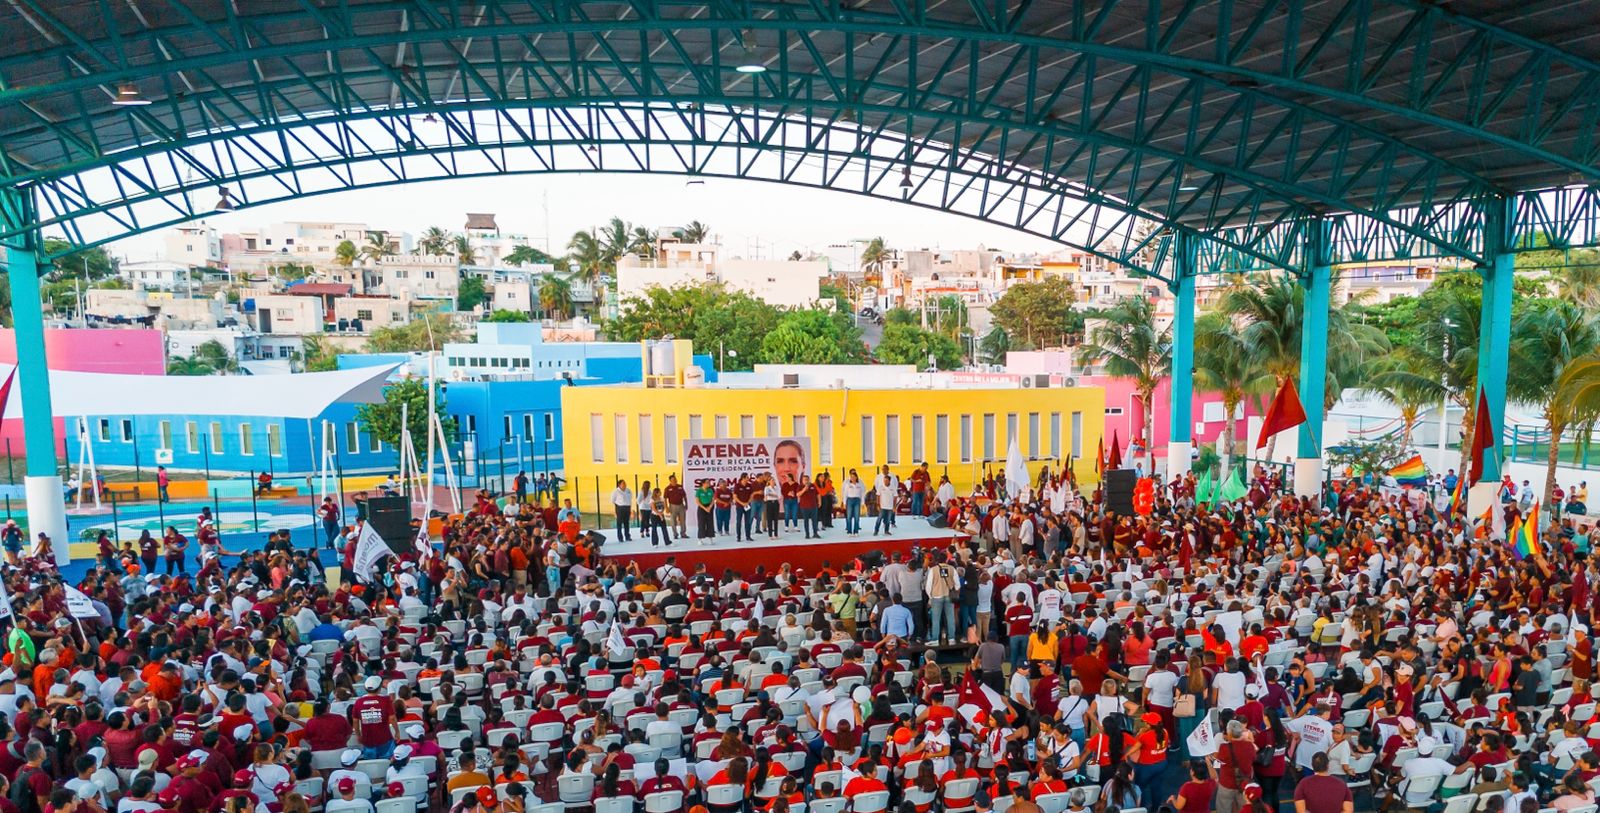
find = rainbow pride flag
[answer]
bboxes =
[1514,502,1542,560]
[1448,476,1466,515]
[1390,454,1428,487]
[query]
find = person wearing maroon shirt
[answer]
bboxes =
[303,700,353,752]
[663,475,687,541]
[637,757,687,799]
[167,754,215,813]
[349,677,398,758]
[1032,661,1062,718]
[798,480,821,539]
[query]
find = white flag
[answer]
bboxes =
[351,521,392,583]
[0,579,15,621]
[1186,711,1220,757]
[1004,437,1028,500]
[63,585,99,620]
[413,522,434,563]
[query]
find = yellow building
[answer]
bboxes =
[560,382,1106,497]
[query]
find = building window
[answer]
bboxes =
[239,424,254,456]
[885,415,901,465]
[861,416,875,465]
[346,422,360,454]
[209,422,224,453]
[613,414,629,463]
[504,415,514,440]
[1071,412,1083,458]
[689,415,703,440]
[982,414,996,460]
[1028,412,1040,458]
[268,424,283,456]
[368,431,381,453]
[1050,413,1062,458]
[1105,407,1124,416]
[158,420,172,451]
[120,420,133,443]
[960,415,973,463]
[1007,413,1019,451]
[639,415,654,464]
[935,415,949,464]
[464,414,476,434]
[714,415,728,437]
[186,422,200,453]
[356,309,373,321]
[664,416,679,464]
[543,413,555,442]
[818,416,833,465]
[524,414,535,440]
[740,415,755,437]
[791,415,805,438]
[766,415,780,437]
[590,414,604,463]
[910,415,924,463]
[97,419,110,442]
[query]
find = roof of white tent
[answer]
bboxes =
[0,363,402,421]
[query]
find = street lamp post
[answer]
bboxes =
[1438,320,1456,477]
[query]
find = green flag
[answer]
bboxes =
[1195,469,1214,504]
[1219,469,1248,503]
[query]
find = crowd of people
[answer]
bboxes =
[4,457,1598,813]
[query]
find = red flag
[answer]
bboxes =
[0,368,13,423]
[955,669,1007,726]
[1467,388,1495,486]
[1095,437,1105,476]
[1255,378,1308,450]
[1107,430,1123,470]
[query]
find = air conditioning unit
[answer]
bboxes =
[782,373,800,388]
[1060,376,1078,387]
[1020,374,1050,388]
[1020,376,1034,388]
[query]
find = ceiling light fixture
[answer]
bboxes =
[113,82,151,106]
[900,166,914,189]
[735,31,767,74]
[1177,169,1202,192]
[214,186,235,212]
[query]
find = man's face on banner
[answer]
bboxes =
[774,441,806,484]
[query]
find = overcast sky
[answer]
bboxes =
[101,172,1070,263]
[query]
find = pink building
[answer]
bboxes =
[0,329,165,455]
[1076,375,1261,460]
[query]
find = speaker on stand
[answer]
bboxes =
[1103,469,1137,516]
[364,495,413,554]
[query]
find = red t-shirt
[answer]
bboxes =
[1005,605,1034,637]
[350,694,394,747]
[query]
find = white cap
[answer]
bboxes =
[364,675,382,691]
[341,749,361,767]
[392,745,413,761]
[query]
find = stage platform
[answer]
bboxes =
[594,518,969,573]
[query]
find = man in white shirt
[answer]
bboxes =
[1286,701,1337,772]
[1397,742,1455,806]
[610,481,633,542]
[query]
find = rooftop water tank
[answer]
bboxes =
[683,366,705,388]
[650,341,677,377]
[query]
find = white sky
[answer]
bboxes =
[99,173,1069,263]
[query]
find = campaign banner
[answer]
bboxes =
[351,521,392,583]
[680,436,810,537]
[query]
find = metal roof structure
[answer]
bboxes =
[2,0,1599,278]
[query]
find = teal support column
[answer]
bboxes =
[1294,220,1332,496]
[1167,233,1196,478]
[1,188,67,564]
[1476,195,1516,484]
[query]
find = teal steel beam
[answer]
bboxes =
[0,190,55,477]
[1476,195,1516,484]
[1168,232,1196,449]
[1296,219,1332,461]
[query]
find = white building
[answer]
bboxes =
[220,222,410,273]
[617,238,825,308]
[119,260,192,292]
[367,256,460,301]
[163,225,221,268]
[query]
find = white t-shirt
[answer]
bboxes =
[1143,669,1180,708]
[1287,714,1335,770]
[1036,589,1063,623]
[1212,671,1248,711]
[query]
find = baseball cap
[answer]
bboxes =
[386,782,405,798]
[234,769,254,787]
[475,787,497,806]
[392,745,413,761]
[340,748,361,767]
[337,777,357,794]
[364,675,382,691]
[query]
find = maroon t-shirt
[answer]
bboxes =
[350,694,394,747]
[304,714,353,751]
[1178,779,1216,812]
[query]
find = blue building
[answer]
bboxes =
[65,323,714,481]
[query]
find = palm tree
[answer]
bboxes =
[1374,289,1482,473]
[1367,354,1446,449]
[1508,300,1600,507]
[504,245,554,267]
[674,220,710,244]
[599,217,632,266]
[333,240,359,267]
[538,275,575,320]
[166,356,215,376]
[629,226,658,260]
[978,326,1010,365]
[1078,296,1172,460]
[360,231,395,264]
[860,237,888,284]
[567,230,606,282]
[452,234,478,266]
[1554,353,1600,477]
[418,227,452,257]
[1555,257,1600,309]
[1192,313,1265,464]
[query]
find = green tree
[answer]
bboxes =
[673,220,710,243]
[505,245,557,267]
[538,275,574,319]
[1553,256,1600,309]
[483,309,531,322]
[41,238,116,281]
[874,323,962,369]
[418,227,452,257]
[300,335,342,372]
[759,309,868,364]
[1221,273,1388,413]
[1079,295,1172,451]
[629,226,658,259]
[978,326,1010,365]
[272,261,314,282]
[988,277,1082,349]
[357,377,457,465]
[567,230,607,283]
[1367,353,1446,449]
[165,340,237,376]
[883,308,918,327]
[166,357,215,376]
[333,240,359,267]
[1375,288,1483,473]
[0,273,11,327]
[361,231,395,264]
[859,237,888,283]
[1508,300,1600,507]
[365,313,461,353]
[604,283,781,371]
[457,276,487,311]
[1192,313,1265,461]
[452,234,479,266]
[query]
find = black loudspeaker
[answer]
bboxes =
[365,496,412,553]
[1104,469,1137,516]
[926,513,949,529]
[857,549,886,569]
